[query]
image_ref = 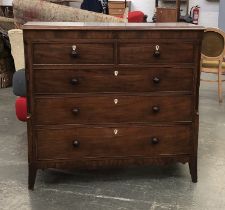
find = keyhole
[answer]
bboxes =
[72,45,76,51]
[156,45,160,51]
[114,71,119,77]
[114,99,118,104]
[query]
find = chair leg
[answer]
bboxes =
[218,62,223,103]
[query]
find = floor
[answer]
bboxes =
[0,79,225,210]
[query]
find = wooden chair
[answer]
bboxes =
[201,28,225,103]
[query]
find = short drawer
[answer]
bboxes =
[34,68,193,94]
[36,125,192,160]
[33,43,114,64]
[109,8,125,15]
[119,42,194,64]
[108,2,125,9]
[34,95,193,125]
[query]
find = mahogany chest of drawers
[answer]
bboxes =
[23,22,204,189]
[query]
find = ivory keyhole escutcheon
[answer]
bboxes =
[114,71,119,77]
[114,99,118,104]
[114,129,118,135]
[72,45,76,51]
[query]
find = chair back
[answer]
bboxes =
[201,28,225,60]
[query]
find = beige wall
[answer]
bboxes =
[0,0,13,6]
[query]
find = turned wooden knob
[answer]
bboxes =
[71,78,79,85]
[151,137,159,145]
[72,108,80,115]
[73,140,80,148]
[71,45,79,58]
[152,106,160,113]
[153,77,160,84]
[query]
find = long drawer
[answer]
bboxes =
[119,42,194,64]
[34,67,193,94]
[36,125,192,160]
[33,42,115,65]
[34,95,193,125]
[109,9,125,15]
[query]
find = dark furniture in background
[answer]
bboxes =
[0,6,13,18]
[0,30,15,88]
[108,1,131,16]
[0,0,13,18]
[23,22,204,190]
[155,0,189,22]
[156,7,178,22]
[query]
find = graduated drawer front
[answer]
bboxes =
[33,42,114,64]
[119,42,194,64]
[36,125,192,160]
[108,2,125,9]
[104,2,125,15]
[34,95,192,125]
[109,9,125,15]
[34,67,193,94]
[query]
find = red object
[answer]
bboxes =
[117,11,145,23]
[15,97,27,122]
[128,11,145,22]
[191,6,200,25]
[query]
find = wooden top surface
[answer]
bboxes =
[23,22,205,31]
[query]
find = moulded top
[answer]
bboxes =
[23,22,205,31]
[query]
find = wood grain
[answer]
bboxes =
[118,42,194,64]
[34,67,193,94]
[33,42,115,64]
[35,125,192,160]
[24,23,204,189]
[34,95,193,125]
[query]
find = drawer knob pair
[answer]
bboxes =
[153,45,160,58]
[152,106,160,113]
[73,140,80,148]
[151,137,159,145]
[71,45,79,58]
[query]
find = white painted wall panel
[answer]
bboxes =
[0,0,13,6]
[219,0,225,31]
[189,0,219,27]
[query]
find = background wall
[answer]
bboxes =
[131,0,155,22]
[1,0,220,27]
[219,0,225,31]
[132,0,219,27]
[189,0,219,27]
[0,0,13,5]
